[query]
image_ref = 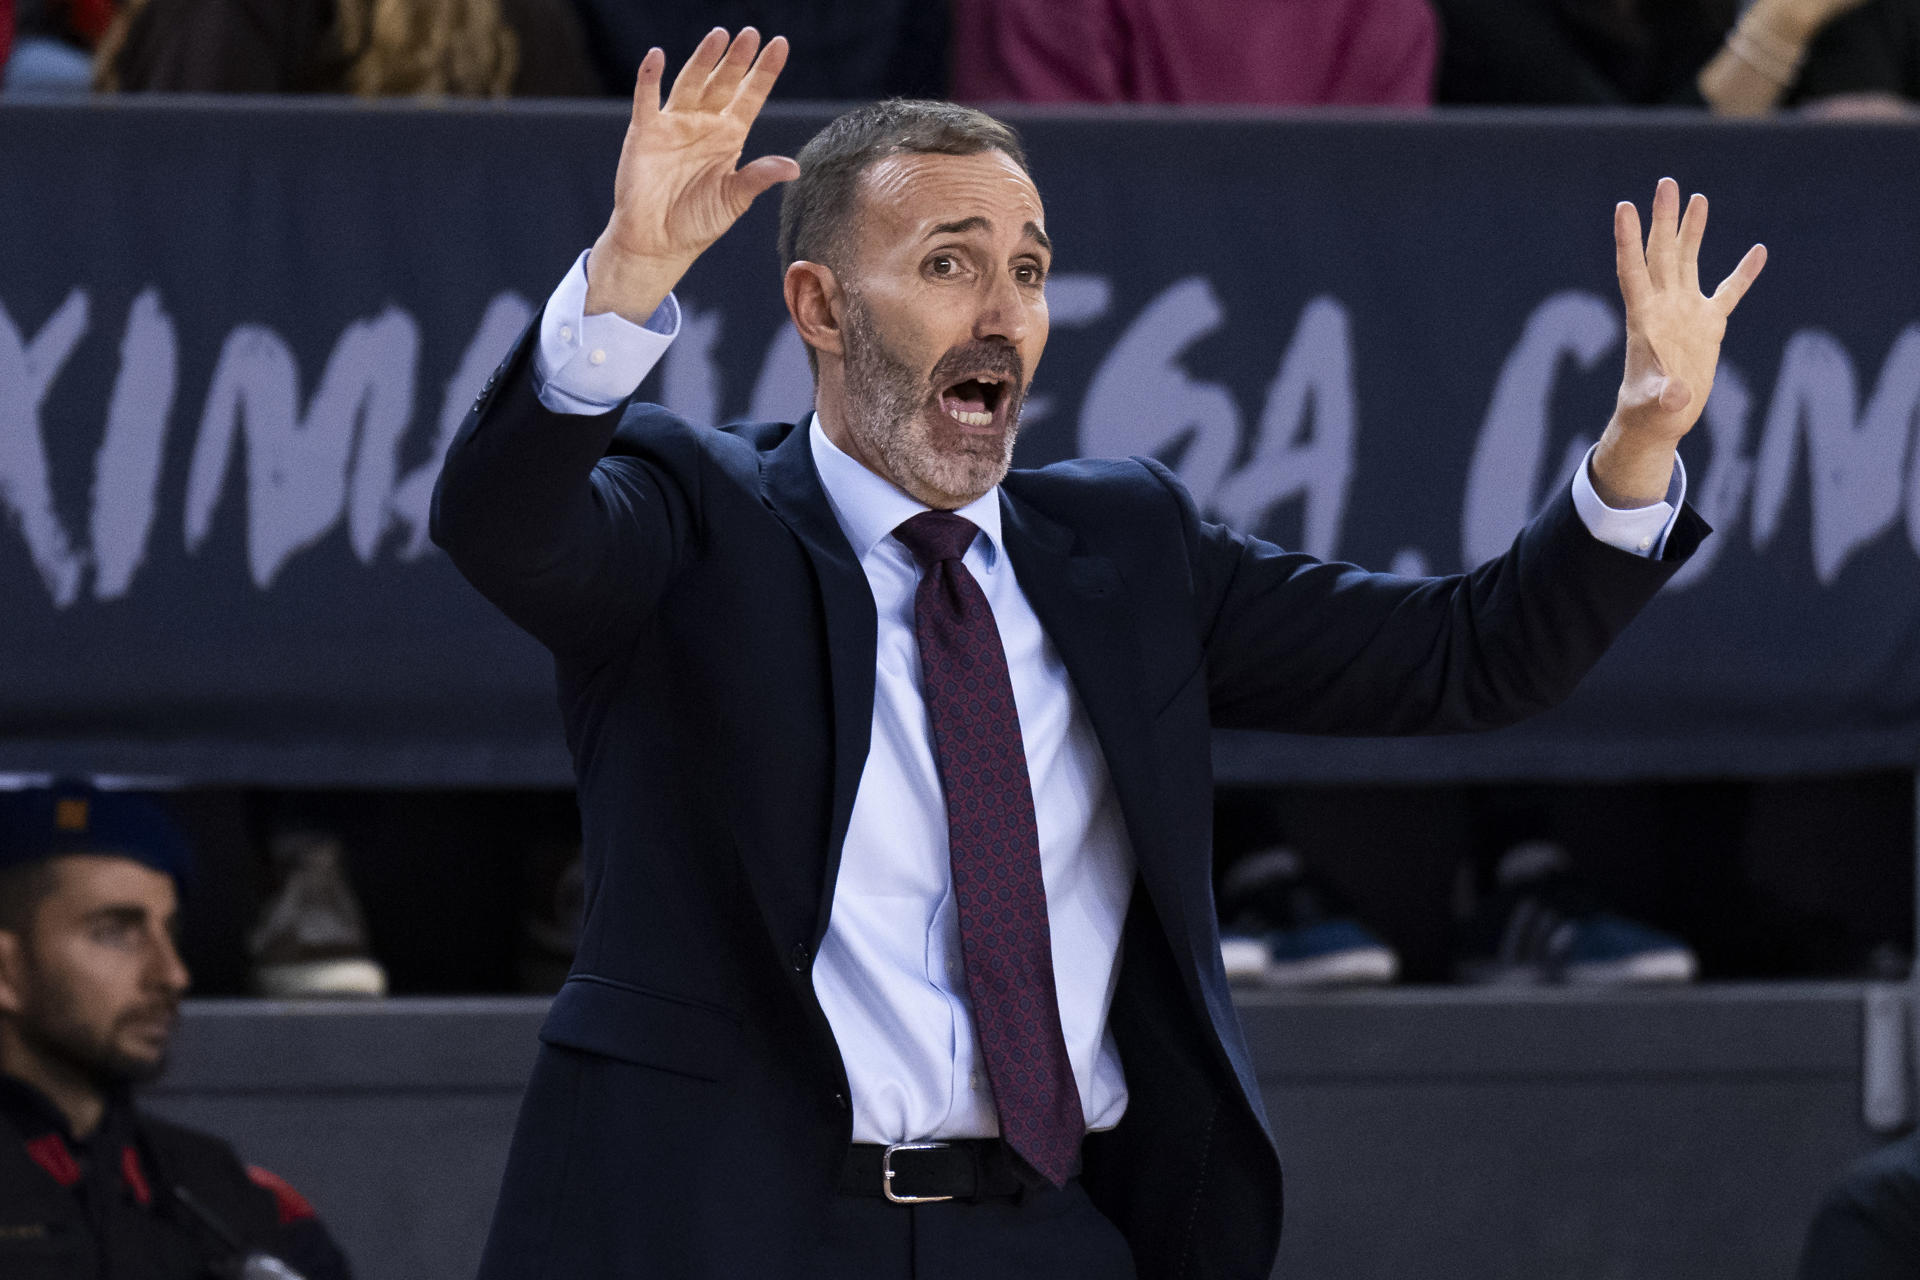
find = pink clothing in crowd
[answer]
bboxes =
[952,0,1437,105]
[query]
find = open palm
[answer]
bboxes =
[1612,177,1767,446]
[588,29,797,321]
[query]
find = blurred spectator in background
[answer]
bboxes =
[246,826,387,1000]
[1698,0,1919,116]
[1218,845,1402,988]
[1434,0,1919,113]
[0,784,352,1279]
[952,0,1437,104]
[1433,0,1738,104]
[566,1,947,100]
[1,0,111,94]
[1798,1131,1920,1278]
[94,0,598,96]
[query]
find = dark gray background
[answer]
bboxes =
[1,101,1915,785]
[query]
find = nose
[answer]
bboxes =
[150,931,191,997]
[973,269,1030,347]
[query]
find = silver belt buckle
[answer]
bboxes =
[882,1141,955,1203]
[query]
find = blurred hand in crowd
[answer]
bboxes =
[1699,0,1903,115]
[1768,0,1878,43]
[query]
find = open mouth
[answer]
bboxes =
[937,374,1011,428]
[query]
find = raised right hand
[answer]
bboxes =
[585,28,798,323]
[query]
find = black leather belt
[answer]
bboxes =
[840,1140,1030,1203]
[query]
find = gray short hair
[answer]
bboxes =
[777,99,1031,276]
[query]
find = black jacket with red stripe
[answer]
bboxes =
[0,1075,351,1280]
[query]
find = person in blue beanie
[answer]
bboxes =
[0,783,352,1280]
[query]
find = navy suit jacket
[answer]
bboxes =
[431,325,1705,1280]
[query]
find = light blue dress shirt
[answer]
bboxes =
[527,248,1686,1143]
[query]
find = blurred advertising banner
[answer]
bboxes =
[1,101,1916,784]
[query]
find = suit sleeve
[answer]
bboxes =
[1798,1196,1920,1280]
[429,322,698,667]
[1795,1137,1920,1280]
[1146,458,1709,736]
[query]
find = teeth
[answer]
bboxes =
[947,408,994,426]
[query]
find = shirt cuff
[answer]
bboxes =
[1570,443,1687,558]
[532,249,680,415]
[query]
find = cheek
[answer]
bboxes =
[860,290,938,366]
[902,296,973,361]
[42,945,139,1018]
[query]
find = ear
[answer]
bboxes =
[0,931,28,1017]
[784,261,845,363]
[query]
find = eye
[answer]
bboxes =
[91,920,138,949]
[928,254,958,277]
[1014,263,1047,286]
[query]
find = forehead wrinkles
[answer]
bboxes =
[855,152,1044,248]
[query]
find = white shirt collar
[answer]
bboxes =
[807,412,1004,573]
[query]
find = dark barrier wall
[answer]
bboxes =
[146,988,1886,1280]
[3,102,1917,784]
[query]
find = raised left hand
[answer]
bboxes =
[1610,177,1767,448]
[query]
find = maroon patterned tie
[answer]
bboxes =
[892,511,1083,1187]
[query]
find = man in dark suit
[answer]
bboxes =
[432,28,1767,1280]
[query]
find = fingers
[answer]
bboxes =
[1646,177,1681,288]
[1711,243,1769,315]
[666,27,728,110]
[726,34,790,122]
[1677,191,1706,293]
[629,47,664,126]
[662,28,788,120]
[1614,200,1652,313]
[700,26,760,109]
[725,154,802,214]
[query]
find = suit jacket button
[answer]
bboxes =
[832,1092,850,1112]
[789,941,811,972]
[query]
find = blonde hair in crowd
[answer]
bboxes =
[96,0,519,97]
[335,0,517,97]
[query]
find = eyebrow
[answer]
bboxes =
[927,217,1053,255]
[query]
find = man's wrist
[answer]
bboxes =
[1572,443,1684,558]
[1590,421,1682,509]
[534,250,679,415]
[583,235,689,326]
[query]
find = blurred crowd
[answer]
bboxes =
[0,0,1912,113]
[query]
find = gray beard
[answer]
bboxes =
[840,295,1024,509]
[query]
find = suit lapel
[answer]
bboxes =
[998,490,1197,991]
[756,439,1202,991]
[760,425,877,946]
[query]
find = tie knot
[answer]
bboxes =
[893,511,979,569]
